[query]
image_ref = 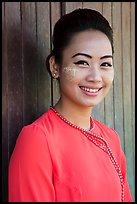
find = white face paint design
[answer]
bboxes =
[62,66,78,82]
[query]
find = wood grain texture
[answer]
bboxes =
[2,2,8,202]
[36,2,51,115]
[112,2,125,147]
[65,2,83,13]
[130,3,135,182]
[5,2,23,157]
[102,2,114,128]
[21,2,38,125]
[121,2,134,199]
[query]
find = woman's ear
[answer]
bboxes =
[49,56,60,79]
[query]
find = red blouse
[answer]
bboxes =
[8,108,132,202]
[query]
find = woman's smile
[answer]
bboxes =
[79,86,103,96]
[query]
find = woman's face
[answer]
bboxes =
[53,30,114,108]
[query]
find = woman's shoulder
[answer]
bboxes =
[15,109,53,146]
[23,108,54,132]
[93,118,121,143]
[13,109,55,151]
[93,118,114,131]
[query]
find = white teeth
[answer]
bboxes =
[81,87,99,93]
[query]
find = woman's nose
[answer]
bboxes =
[86,67,102,82]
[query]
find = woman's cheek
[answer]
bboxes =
[103,69,114,84]
[109,70,114,83]
[61,66,80,83]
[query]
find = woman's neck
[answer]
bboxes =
[54,99,93,131]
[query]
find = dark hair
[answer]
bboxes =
[46,8,114,77]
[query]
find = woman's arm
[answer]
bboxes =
[8,124,55,202]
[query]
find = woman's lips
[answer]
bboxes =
[80,86,102,96]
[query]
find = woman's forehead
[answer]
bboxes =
[62,30,112,59]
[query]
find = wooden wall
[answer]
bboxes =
[2,2,135,202]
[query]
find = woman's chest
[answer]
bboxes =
[49,133,121,202]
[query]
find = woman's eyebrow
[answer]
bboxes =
[72,53,113,59]
[100,55,113,59]
[72,53,92,59]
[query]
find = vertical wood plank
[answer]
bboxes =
[130,2,135,200]
[122,2,134,199]
[21,2,38,125]
[102,2,114,128]
[130,3,135,150]
[36,2,51,115]
[65,2,83,13]
[112,2,124,148]
[2,2,8,202]
[50,2,61,106]
[5,2,23,157]
[102,2,112,26]
[130,3,135,194]
[83,2,102,13]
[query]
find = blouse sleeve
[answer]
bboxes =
[8,124,55,202]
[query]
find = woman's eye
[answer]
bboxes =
[73,60,89,67]
[101,62,112,68]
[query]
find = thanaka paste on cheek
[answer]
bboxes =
[62,66,79,82]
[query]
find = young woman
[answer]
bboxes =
[9,8,132,202]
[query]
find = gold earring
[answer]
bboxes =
[53,73,56,78]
